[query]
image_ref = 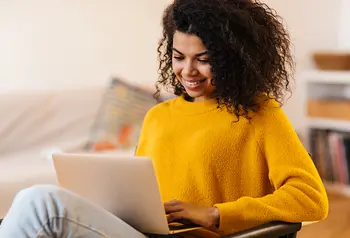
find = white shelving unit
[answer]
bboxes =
[307,118,350,132]
[302,70,350,132]
[302,70,350,84]
[301,69,350,197]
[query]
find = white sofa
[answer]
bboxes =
[0,87,136,217]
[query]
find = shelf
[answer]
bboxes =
[301,70,350,84]
[323,181,350,197]
[307,118,350,132]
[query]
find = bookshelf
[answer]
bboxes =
[302,70,350,197]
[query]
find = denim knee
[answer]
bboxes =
[14,184,64,203]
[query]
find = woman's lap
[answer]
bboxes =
[0,184,178,238]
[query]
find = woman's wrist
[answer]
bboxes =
[209,207,220,228]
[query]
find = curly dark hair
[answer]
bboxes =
[154,0,294,120]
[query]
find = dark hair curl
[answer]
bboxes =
[154,0,294,120]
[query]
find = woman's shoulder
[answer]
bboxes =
[250,96,288,125]
[257,96,282,115]
[249,96,295,136]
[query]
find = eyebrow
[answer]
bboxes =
[172,48,209,57]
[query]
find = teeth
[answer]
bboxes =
[185,81,200,87]
[188,81,199,86]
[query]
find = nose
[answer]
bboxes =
[182,60,198,76]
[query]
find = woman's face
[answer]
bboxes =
[172,31,215,101]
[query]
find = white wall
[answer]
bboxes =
[338,0,350,49]
[0,0,169,92]
[1,0,349,133]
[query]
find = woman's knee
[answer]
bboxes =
[14,184,66,203]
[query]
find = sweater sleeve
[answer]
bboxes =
[214,100,329,234]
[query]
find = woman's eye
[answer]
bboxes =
[173,56,184,61]
[198,59,210,63]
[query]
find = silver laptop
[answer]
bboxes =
[51,152,201,235]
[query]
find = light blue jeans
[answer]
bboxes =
[0,185,180,238]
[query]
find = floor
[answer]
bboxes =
[298,194,350,238]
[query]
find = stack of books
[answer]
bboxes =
[309,129,350,184]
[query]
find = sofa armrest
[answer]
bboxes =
[220,221,302,238]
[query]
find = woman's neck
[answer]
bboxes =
[184,93,218,102]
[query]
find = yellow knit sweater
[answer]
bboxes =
[136,94,328,237]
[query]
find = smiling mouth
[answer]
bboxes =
[183,78,207,87]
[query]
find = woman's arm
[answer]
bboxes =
[214,100,329,234]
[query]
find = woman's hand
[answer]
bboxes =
[164,200,220,228]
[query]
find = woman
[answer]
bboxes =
[0,0,328,237]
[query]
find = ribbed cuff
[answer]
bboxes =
[214,202,243,234]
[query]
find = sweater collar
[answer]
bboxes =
[171,94,219,114]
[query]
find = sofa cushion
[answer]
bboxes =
[87,78,160,152]
[0,88,104,157]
